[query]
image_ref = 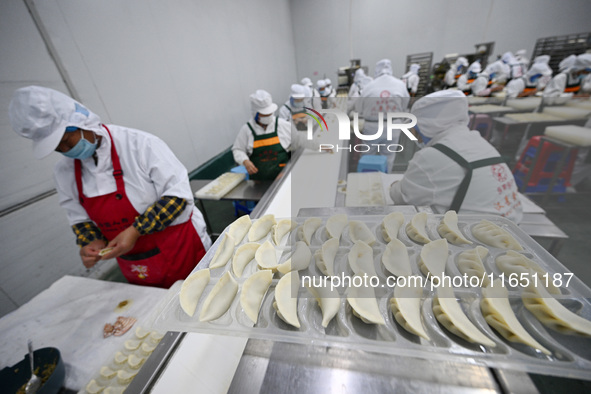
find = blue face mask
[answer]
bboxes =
[468,71,477,79]
[290,97,304,108]
[62,129,98,159]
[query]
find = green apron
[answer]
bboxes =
[284,104,307,131]
[247,117,291,181]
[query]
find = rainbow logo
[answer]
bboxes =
[304,107,328,131]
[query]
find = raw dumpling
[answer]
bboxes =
[255,240,279,271]
[381,238,412,277]
[117,369,138,385]
[240,269,273,324]
[227,215,252,245]
[522,283,591,337]
[273,219,296,245]
[433,285,496,347]
[437,211,472,245]
[273,271,301,328]
[277,241,312,274]
[298,218,322,245]
[348,220,376,245]
[315,237,339,276]
[495,251,560,294]
[481,280,550,354]
[208,233,235,269]
[389,282,429,340]
[304,279,340,327]
[457,246,490,287]
[406,212,431,244]
[199,271,239,322]
[472,219,523,251]
[86,380,104,394]
[128,354,145,369]
[347,279,385,325]
[381,212,405,242]
[326,213,348,239]
[248,214,276,242]
[179,268,211,317]
[100,366,117,379]
[418,239,448,278]
[232,242,261,277]
[348,241,377,277]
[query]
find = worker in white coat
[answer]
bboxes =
[501,51,524,80]
[515,49,530,70]
[324,78,337,98]
[505,61,553,98]
[444,57,469,88]
[456,61,482,95]
[471,61,507,97]
[317,79,336,109]
[401,63,421,96]
[389,90,523,222]
[347,69,373,113]
[301,77,320,109]
[544,54,591,101]
[278,84,308,130]
[8,86,211,288]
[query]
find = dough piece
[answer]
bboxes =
[248,214,276,242]
[255,240,279,271]
[457,246,490,287]
[135,326,150,339]
[179,268,211,317]
[277,241,312,274]
[208,233,235,269]
[199,271,239,322]
[348,241,377,277]
[232,242,260,277]
[100,366,117,379]
[481,280,550,354]
[472,219,523,251]
[86,380,104,394]
[124,339,141,351]
[433,285,496,347]
[273,271,301,328]
[117,369,138,385]
[273,219,297,245]
[315,237,339,276]
[128,354,145,369]
[305,279,340,327]
[348,220,376,245]
[104,387,125,394]
[113,351,128,365]
[496,251,560,294]
[418,239,448,278]
[381,212,405,242]
[390,282,429,340]
[347,279,385,325]
[326,214,348,239]
[298,218,322,245]
[522,283,591,337]
[240,270,273,324]
[437,211,472,245]
[406,212,431,244]
[227,215,252,245]
[382,238,412,277]
[149,331,164,344]
[140,342,157,356]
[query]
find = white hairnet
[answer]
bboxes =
[455,57,468,67]
[316,79,326,89]
[290,84,306,99]
[354,68,366,82]
[574,54,591,70]
[534,55,550,65]
[559,55,577,72]
[375,59,393,77]
[526,62,553,79]
[250,89,277,115]
[8,85,103,159]
[501,51,516,64]
[411,90,469,138]
[467,61,482,74]
[410,63,421,74]
[325,78,332,85]
[516,49,527,57]
[301,77,312,87]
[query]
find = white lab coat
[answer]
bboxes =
[471,74,495,97]
[278,101,298,122]
[543,71,580,98]
[54,125,212,250]
[456,74,476,93]
[390,125,523,223]
[401,73,420,94]
[444,68,459,87]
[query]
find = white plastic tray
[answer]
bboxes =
[194,172,246,200]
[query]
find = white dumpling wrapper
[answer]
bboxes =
[248,214,276,242]
[437,211,472,245]
[273,271,300,328]
[326,214,348,239]
[390,282,429,340]
[305,279,340,327]
[298,217,322,245]
[86,380,104,394]
[495,251,560,294]
[255,240,279,271]
[472,219,523,251]
[348,220,376,245]
[382,238,412,277]
[406,212,431,244]
[199,271,239,322]
[208,233,235,269]
[315,237,339,276]
[418,238,448,278]
[277,241,312,274]
[240,269,273,324]
[381,212,405,242]
[273,219,297,245]
[232,242,260,277]
[100,366,117,379]
[457,246,490,287]
[347,279,385,325]
[227,215,252,245]
[117,369,138,385]
[179,268,211,317]
[348,240,377,277]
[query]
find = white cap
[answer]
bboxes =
[325,78,332,85]
[467,61,482,73]
[354,68,366,81]
[301,77,312,87]
[534,55,550,65]
[9,85,102,159]
[526,62,553,78]
[316,79,326,89]
[455,57,469,67]
[574,53,591,70]
[250,90,277,115]
[290,84,306,99]
[558,55,577,72]
[410,63,421,73]
[375,59,392,77]
[411,90,469,138]
[501,51,516,64]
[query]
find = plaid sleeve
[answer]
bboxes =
[72,221,107,247]
[133,196,187,235]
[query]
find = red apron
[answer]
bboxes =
[74,125,205,288]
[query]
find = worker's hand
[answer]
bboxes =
[243,160,258,175]
[80,239,107,268]
[102,226,141,260]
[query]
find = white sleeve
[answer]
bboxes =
[54,159,92,226]
[389,154,436,206]
[543,74,566,97]
[409,75,419,93]
[456,75,469,90]
[505,79,524,98]
[471,77,492,97]
[278,105,291,121]
[232,125,252,165]
[444,69,454,86]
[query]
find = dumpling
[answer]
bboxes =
[418,239,448,278]
[348,220,376,245]
[437,211,472,245]
[179,268,210,317]
[522,283,591,337]
[326,213,348,239]
[104,387,126,394]
[255,240,279,271]
[117,369,138,385]
[199,271,239,322]
[298,218,322,245]
[381,212,405,242]
[348,240,377,277]
[128,354,145,369]
[86,380,104,394]
[304,279,340,327]
[232,242,260,277]
[481,280,550,354]
[457,246,490,287]
[240,269,273,324]
[273,271,300,328]
[495,251,560,294]
[208,233,235,269]
[406,212,431,244]
[472,219,523,251]
[227,215,252,245]
[346,279,385,325]
[248,214,276,242]
[381,238,412,277]
[135,326,150,339]
[389,282,429,340]
[277,241,312,274]
[273,219,297,245]
[433,285,496,347]
[315,237,339,276]
[100,366,117,379]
